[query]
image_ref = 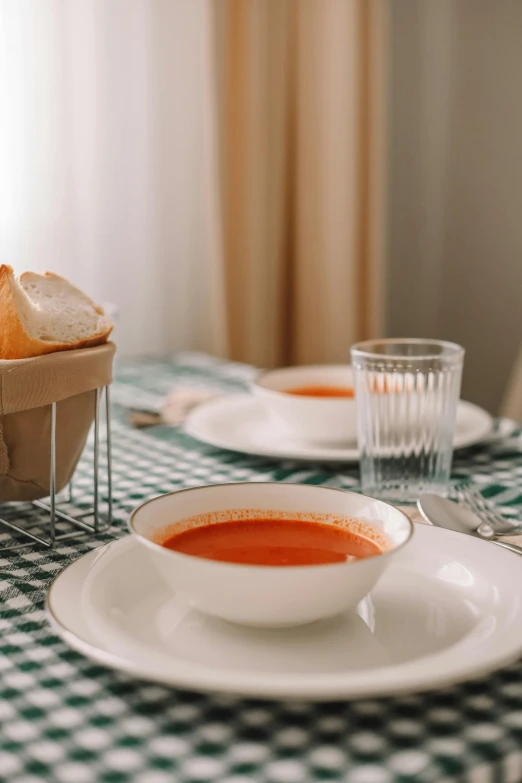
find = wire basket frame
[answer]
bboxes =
[0,386,112,551]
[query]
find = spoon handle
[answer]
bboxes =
[492,540,522,556]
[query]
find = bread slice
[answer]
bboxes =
[0,265,113,359]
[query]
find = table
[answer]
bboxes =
[1,352,522,783]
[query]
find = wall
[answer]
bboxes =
[387,0,522,414]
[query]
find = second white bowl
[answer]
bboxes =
[253,365,357,444]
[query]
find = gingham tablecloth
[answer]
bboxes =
[1,352,522,783]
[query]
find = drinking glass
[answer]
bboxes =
[350,339,464,503]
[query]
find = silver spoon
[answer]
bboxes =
[417,493,522,556]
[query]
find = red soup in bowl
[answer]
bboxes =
[162,516,382,566]
[285,385,355,398]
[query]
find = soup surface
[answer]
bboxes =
[285,385,355,398]
[162,518,383,566]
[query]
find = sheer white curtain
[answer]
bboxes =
[0,0,226,357]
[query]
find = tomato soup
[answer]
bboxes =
[162,518,382,566]
[285,385,355,398]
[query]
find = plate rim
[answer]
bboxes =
[46,528,522,701]
[184,395,494,463]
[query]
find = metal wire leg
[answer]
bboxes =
[105,385,113,527]
[94,388,101,533]
[49,402,56,547]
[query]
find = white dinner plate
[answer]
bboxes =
[47,526,522,701]
[184,395,493,462]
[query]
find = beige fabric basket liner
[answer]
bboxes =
[0,343,115,502]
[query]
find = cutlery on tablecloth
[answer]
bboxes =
[417,493,522,556]
[128,390,219,428]
[453,483,520,538]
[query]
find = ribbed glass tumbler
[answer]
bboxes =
[350,339,464,503]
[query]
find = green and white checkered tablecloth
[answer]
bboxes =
[1,352,522,783]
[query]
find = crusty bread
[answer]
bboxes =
[0,265,113,359]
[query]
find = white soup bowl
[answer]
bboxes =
[129,483,413,628]
[252,365,357,444]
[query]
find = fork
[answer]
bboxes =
[454,484,521,539]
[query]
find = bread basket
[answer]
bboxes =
[0,343,115,503]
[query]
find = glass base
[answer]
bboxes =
[360,481,449,506]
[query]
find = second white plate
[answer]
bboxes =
[185,395,493,462]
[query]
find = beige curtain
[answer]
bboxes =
[213,0,387,368]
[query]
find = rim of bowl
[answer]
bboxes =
[128,482,414,572]
[253,365,355,401]
[351,338,465,363]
